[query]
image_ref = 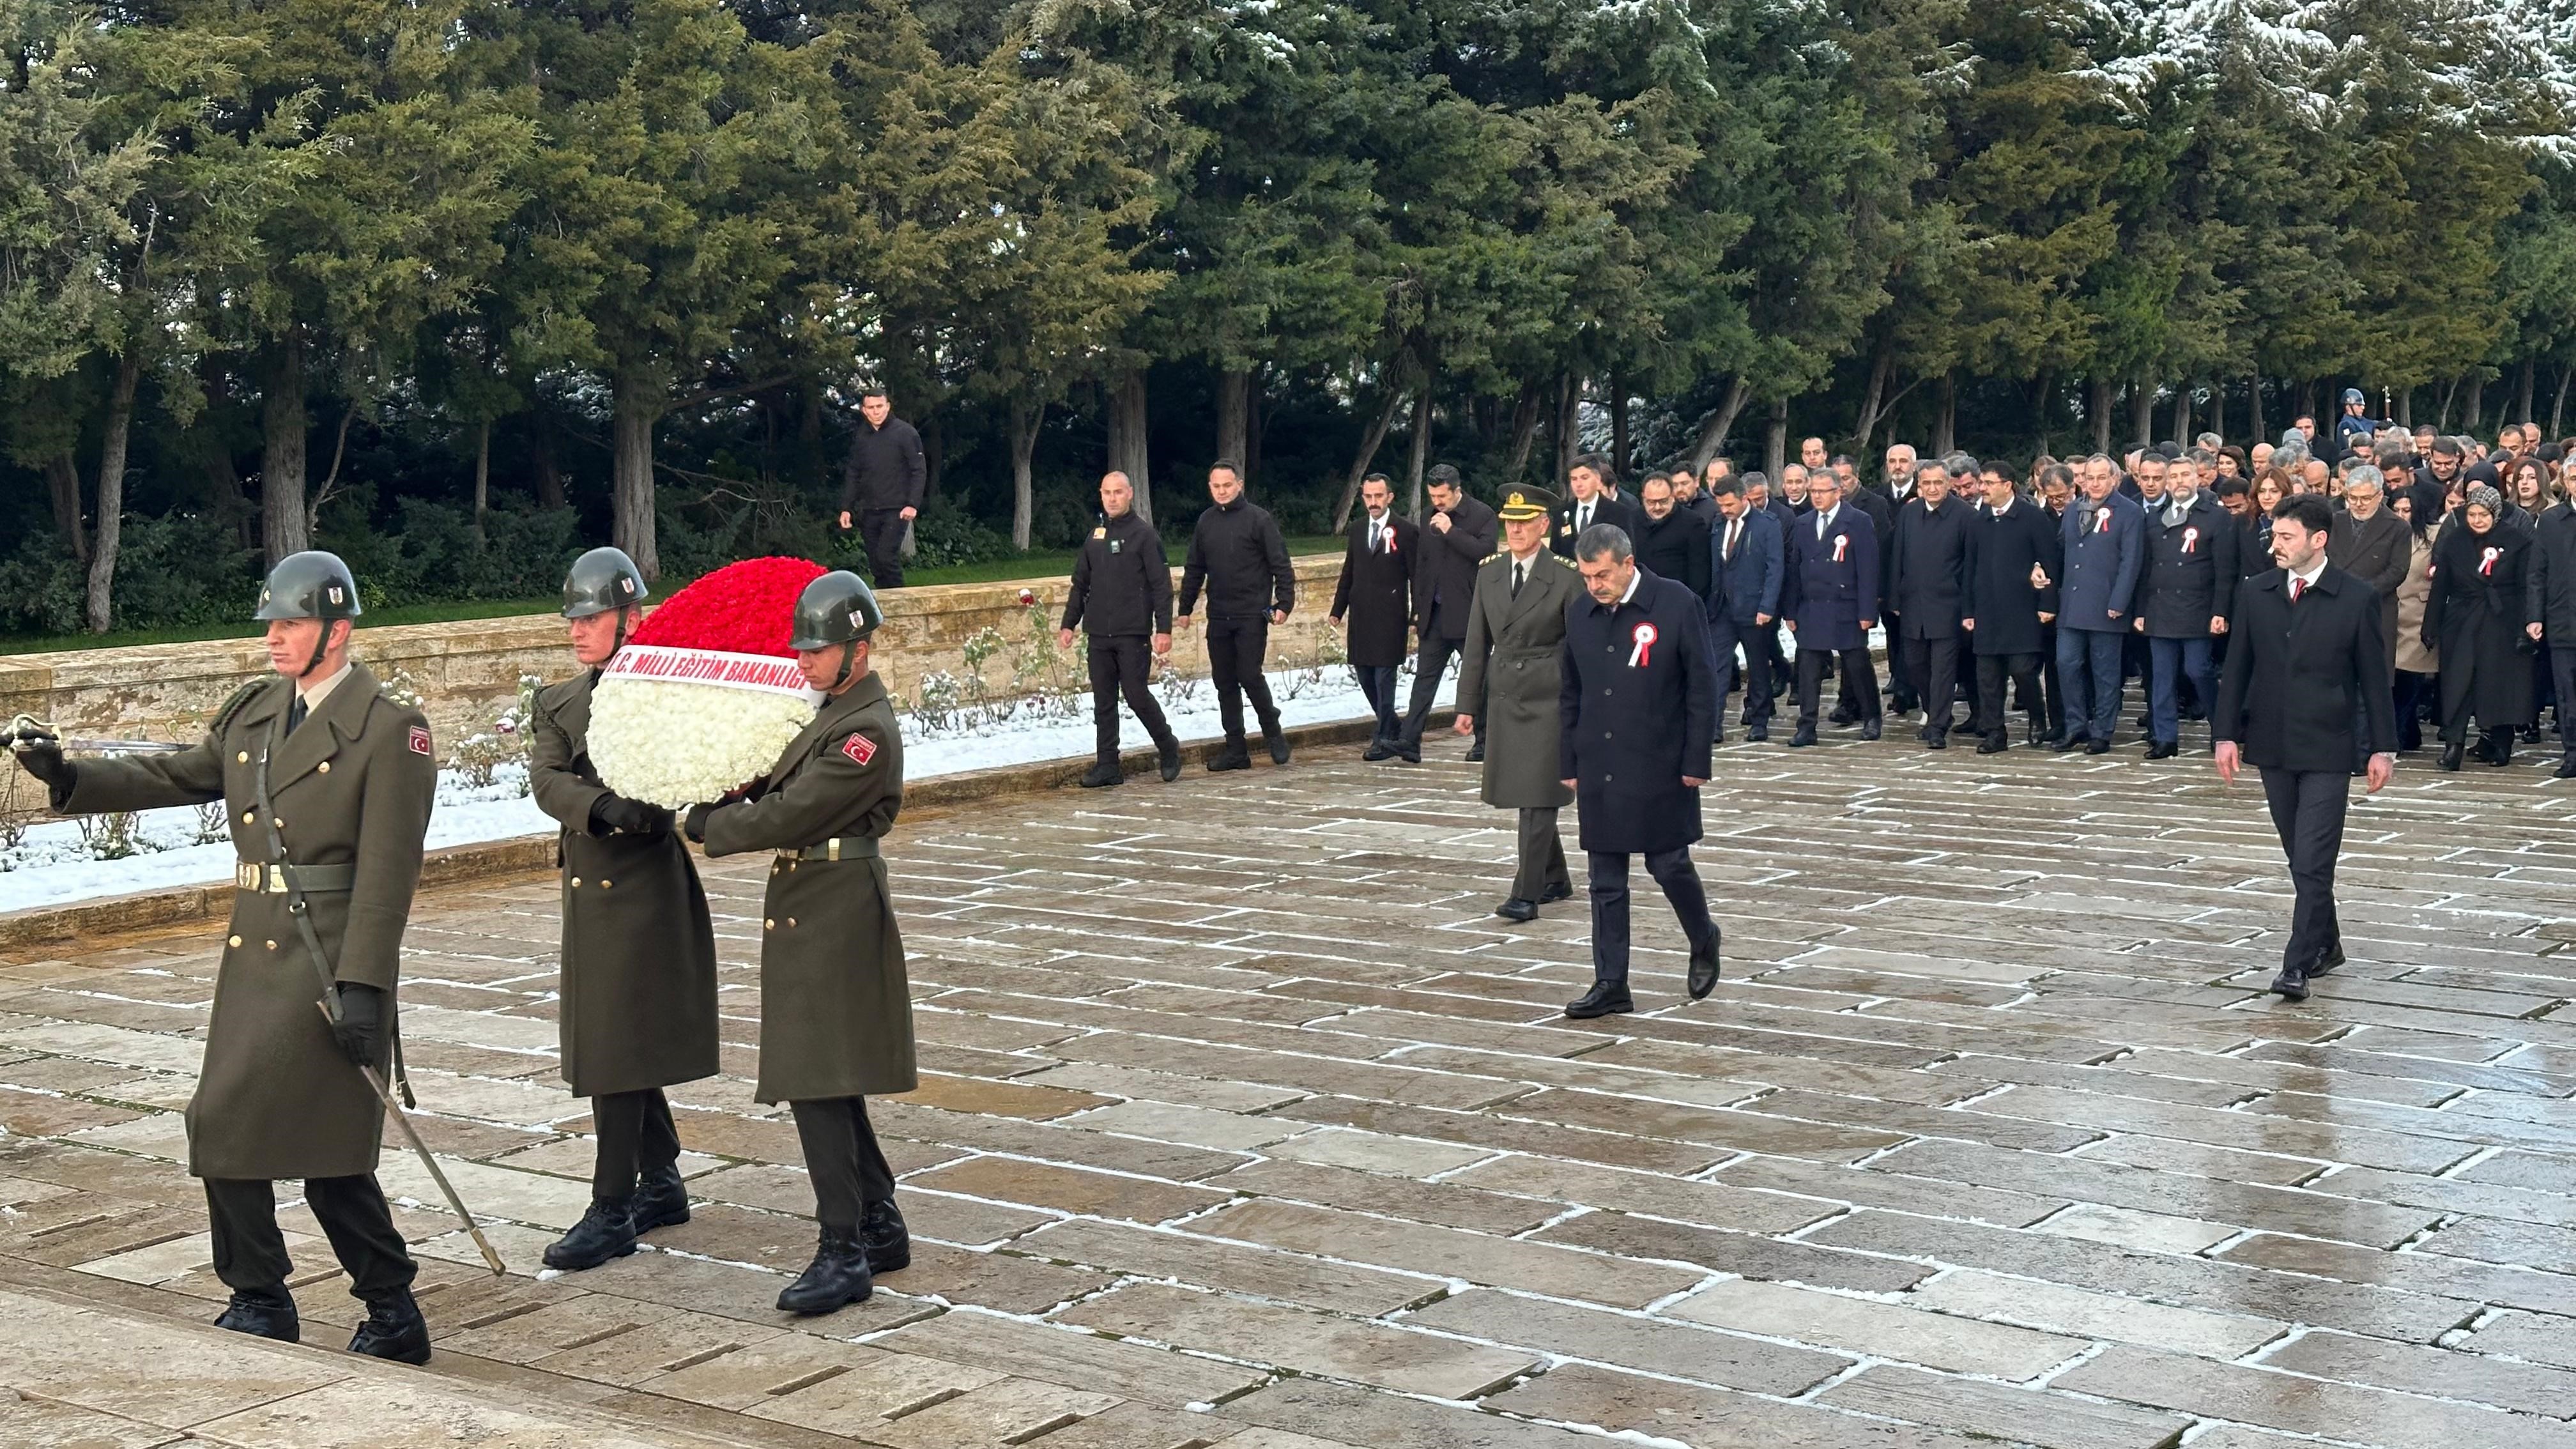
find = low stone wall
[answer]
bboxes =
[0,553,1351,747]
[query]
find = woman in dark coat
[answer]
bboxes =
[2426,485,2536,769]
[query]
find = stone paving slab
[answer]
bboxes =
[4,732,2576,1446]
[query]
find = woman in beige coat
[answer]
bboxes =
[2392,493,2439,753]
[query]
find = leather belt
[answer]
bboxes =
[235,862,356,893]
[779,837,879,862]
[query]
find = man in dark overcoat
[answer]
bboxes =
[13,551,437,1361]
[687,572,916,1317]
[528,546,722,1271]
[1557,524,1721,1020]
[1963,470,2062,752]
[1396,464,1496,761]
[1456,486,1581,921]
[1887,459,1974,747]
[2135,454,2239,758]
[1781,470,1882,745]
[1329,471,1417,757]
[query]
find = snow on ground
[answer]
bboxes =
[0,665,1450,913]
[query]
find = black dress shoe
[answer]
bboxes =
[1924,733,1947,751]
[2557,753,2576,779]
[2050,733,2084,752]
[1747,723,1769,742]
[1363,741,1396,762]
[1264,726,1291,765]
[1686,932,1722,1000]
[2524,722,2546,743]
[1494,897,1538,923]
[348,1289,432,1365]
[1540,880,1574,903]
[1396,746,1423,764]
[1860,717,1882,742]
[1464,743,1485,763]
[2440,740,2465,770]
[214,1290,299,1344]
[2084,737,2112,755]
[1828,705,1856,726]
[861,1197,910,1274]
[1564,981,1634,1019]
[1158,741,1183,781]
[543,1197,638,1270]
[1079,761,1123,788]
[1788,725,1817,747]
[2025,712,2045,745]
[2268,967,2310,1003]
[2311,944,2345,976]
[2487,731,2515,767]
[1977,732,2008,755]
[1206,742,1252,772]
[1712,729,1726,746]
[634,1165,691,1230]
[2143,740,2177,760]
[777,1226,873,1315]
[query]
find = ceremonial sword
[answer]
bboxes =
[8,715,189,754]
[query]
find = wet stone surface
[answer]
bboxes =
[5,731,2576,1446]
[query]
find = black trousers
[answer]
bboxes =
[1710,619,1772,725]
[790,1096,898,1231]
[1205,617,1279,743]
[1355,665,1400,743]
[205,1174,414,1301]
[1401,634,1478,749]
[1879,608,1912,708]
[1089,635,1177,762]
[2039,621,2067,737]
[1514,807,1571,901]
[1797,647,1879,724]
[2260,768,2349,975]
[857,508,907,590]
[2393,669,2430,751]
[592,1087,682,1200]
[1901,634,1961,735]
[1588,847,1715,985]
[1975,654,2043,738]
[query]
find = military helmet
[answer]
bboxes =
[562,546,649,618]
[254,551,364,622]
[788,571,884,650]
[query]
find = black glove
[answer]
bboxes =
[10,729,72,798]
[591,794,672,838]
[684,803,714,844]
[331,981,385,1068]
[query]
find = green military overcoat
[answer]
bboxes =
[528,670,722,1098]
[1455,549,1583,809]
[58,664,435,1179]
[699,671,916,1104]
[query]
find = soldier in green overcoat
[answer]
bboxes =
[1455,486,1583,921]
[11,552,438,1362]
[526,546,722,1271]
[686,571,916,1317]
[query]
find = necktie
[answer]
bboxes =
[1512,561,1526,598]
[286,694,307,735]
[1579,504,1591,533]
[1818,512,1828,541]
[2290,576,2305,604]
[1370,521,1383,553]
[1724,519,1740,560]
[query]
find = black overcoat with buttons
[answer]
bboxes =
[529,669,723,1098]
[1558,569,1718,854]
[55,664,436,1179]
[699,671,917,1104]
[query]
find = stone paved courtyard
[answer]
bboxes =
[6,729,2576,1448]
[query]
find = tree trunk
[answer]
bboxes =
[1853,344,1896,459]
[1108,368,1152,525]
[532,410,566,510]
[1246,367,1266,487]
[1505,380,1542,479]
[2172,380,2191,443]
[85,353,142,634]
[2248,374,2266,449]
[1686,374,1752,473]
[611,375,661,581]
[1763,396,1788,479]
[2089,376,2114,456]
[923,411,945,501]
[471,421,491,543]
[2518,357,2536,424]
[1931,374,1956,457]
[1552,372,1579,483]
[1008,398,1042,551]
[45,450,86,563]
[2211,376,2227,445]
[1215,367,1250,468]
[2464,374,2483,432]
[1331,389,1406,533]
[1609,371,1629,478]
[2435,377,2457,430]
[259,335,309,565]
[2552,367,2570,439]
[1404,385,1432,519]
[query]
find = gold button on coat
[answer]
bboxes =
[236,751,249,763]
[763,918,775,930]
[318,762,330,774]
[570,877,581,888]
[228,935,242,947]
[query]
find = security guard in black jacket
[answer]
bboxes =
[1061,470,1181,787]
[1177,461,1298,769]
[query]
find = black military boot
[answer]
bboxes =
[2556,751,2576,779]
[348,1289,432,1365]
[1261,717,1291,765]
[214,1289,299,1344]
[861,1198,911,1274]
[776,1226,872,1315]
[1080,760,1124,788]
[1156,738,1183,782]
[1206,739,1252,772]
[543,1197,638,1270]
[634,1165,692,1230]
[2440,738,2465,770]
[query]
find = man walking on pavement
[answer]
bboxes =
[1177,460,1297,769]
[1456,486,1582,922]
[2056,454,2145,753]
[1706,477,1784,743]
[1061,471,1183,786]
[1397,464,1498,762]
[1551,455,1640,558]
[1782,470,1883,745]
[835,385,926,591]
[1330,472,1417,758]
[2135,452,2238,758]
[1888,457,1974,747]
[1558,524,1722,1018]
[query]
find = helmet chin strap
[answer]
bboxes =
[612,606,632,656]
[829,639,859,693]
[300,620,337,680]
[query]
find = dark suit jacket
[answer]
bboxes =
[2138,494,2241,638]
[1636,510,1712,601]
[1708,507,1784,626]
[2058,491,2146,631]
[1329,512,1416,667]
[2330,505,2411,659]
[1558,569,1717,854]
[1781,505,1880,652]
[2214,565,2397,770]
[1889,497,1974,636]
[1964,499,2062,658]
[2530,502,2576,640]
[1413,494,1496,641]
[1551,494,1642,558]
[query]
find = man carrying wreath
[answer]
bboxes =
[1556,524,1722,1020]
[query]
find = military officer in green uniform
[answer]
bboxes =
[1455,486,1582,921]
[10,552,438,1361]
[684,571,916,1316]
[528,547,722,1270]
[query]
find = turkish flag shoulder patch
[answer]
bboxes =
[841,733,877,767]
[408,725,433,756]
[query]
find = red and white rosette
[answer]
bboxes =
[1629,621,1658,668]
[588,557,829,808]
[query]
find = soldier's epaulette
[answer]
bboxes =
[1551,553,1577,567]
[1483,550,1506,563]
[209,677,268,737]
